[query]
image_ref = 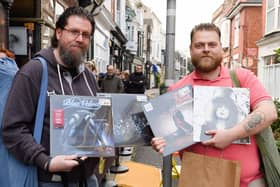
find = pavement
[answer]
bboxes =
[103,147,180,187]
[133,146,163,168]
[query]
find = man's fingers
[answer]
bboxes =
[80,156,88,161]
[151,137,166,153]
[202,139,214,146]
[204,130,217,135]
[151,137,166,145]
[64,155,79,160]
[49,155,80,172]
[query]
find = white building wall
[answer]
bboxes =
[258,39,280,81]
[143,6,165,65]
[257,37,280,98]
[94,25,110,73]
[220,19,230,48]
[214,16,230,49]
[160,28,166,62]
[114,0,126,33]
[151,22,161,63]
[93,3,115,73]
[152,17,164,64]
[125,0,144,55]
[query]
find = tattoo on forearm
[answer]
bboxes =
[244,111,265,133]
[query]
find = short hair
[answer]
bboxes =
[107,64,114,70]
[51,6,95,48]
[190,23,221,43]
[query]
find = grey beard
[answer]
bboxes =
[59,46,86,68]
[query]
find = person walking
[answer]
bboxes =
[100,64,124,93]
[2,7,101,187]
[151,23,277,187]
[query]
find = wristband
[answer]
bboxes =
[44,159,51,172]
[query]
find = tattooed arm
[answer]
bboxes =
[243,111,265,134]
[203,100,277,149]
[241,100,277,135]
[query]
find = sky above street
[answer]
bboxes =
[141,0,224,53]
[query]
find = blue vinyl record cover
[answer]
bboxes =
[50,95,114,157]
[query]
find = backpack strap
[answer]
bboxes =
[229,70,240,88]
[33,57,48,144]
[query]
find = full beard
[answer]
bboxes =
[58,44,87,68]
[191,55,222,73]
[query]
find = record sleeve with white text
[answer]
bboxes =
[50,95,114,157]
[143,85,194,156]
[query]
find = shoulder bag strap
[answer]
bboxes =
[33,57,48,143]
[230,69,280,186]
[229,70,240,87]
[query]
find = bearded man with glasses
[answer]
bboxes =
[2,6,102,187]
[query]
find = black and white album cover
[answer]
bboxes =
[98,93,154,147]
[50,95,114,157]
[143,85,194,156]
[193,86,250,144]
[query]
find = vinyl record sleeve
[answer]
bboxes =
[193,86,250,144]
[50,95,114,157]
[98,93,154,147]
[143,85,194,156]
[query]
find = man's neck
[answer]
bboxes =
[196,66,221,80]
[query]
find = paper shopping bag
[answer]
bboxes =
[178,152,241,187]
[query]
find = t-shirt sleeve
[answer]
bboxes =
[236,68,272,109]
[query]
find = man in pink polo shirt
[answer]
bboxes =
[151,23,277,187]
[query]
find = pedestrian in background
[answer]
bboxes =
[115,68,121,78]
[85,60,98,75]
[120,70,130,93]
[100,64,124,93]
[151,23,277,187]
[97,72,105,89]
[2,7,101,187]
[126,64,146,94]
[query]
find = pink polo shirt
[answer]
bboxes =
[169,65,272,187]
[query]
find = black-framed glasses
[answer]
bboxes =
[62,27,92,40]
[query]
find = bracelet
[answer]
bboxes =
[44,159,51,172]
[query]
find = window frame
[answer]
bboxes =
[265,0,280,34]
